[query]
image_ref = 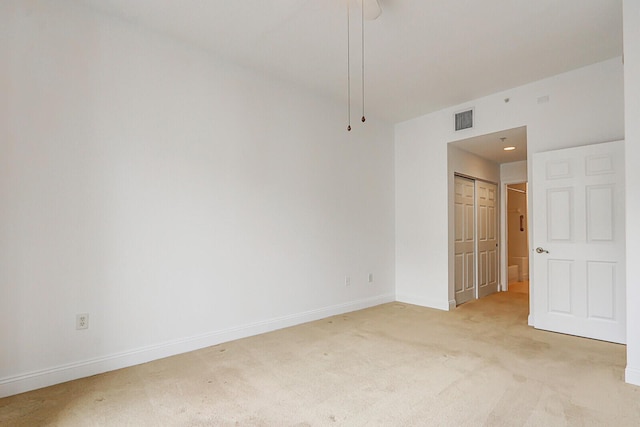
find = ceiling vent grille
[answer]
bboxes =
[454,108,474,131]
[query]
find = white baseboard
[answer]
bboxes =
[395,294,450,311]
[0,293,395,398]
[626,366,640,386]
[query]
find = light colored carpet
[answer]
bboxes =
[1,292,639,426]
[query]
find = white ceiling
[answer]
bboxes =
[77,0,622,126]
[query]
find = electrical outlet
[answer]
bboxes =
[368,273,374,283]
[345,276,351,287]
[76,313,89,330]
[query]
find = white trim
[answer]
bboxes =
[0,293,395,398]
[395,293,451,311]
[449,299,457,310]
[625,366,640,386]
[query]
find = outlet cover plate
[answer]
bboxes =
[76,313,89,330]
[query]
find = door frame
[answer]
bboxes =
[500,180,530,293]
[501,177,535,325]
[453,173,500,305]
[447,142,502,310]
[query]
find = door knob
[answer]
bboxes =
[536,247,549,254]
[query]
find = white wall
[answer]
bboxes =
[501,161,528,183]
[0,0,396,397]
[395,57,624,311]
[447,146,501,185]
[624,0,640,386]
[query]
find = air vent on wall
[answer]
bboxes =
[454,108,474,131]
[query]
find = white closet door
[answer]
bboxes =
[454,176,475,305]
[477,181,499,299]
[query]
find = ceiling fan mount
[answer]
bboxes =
[360,0,382,21]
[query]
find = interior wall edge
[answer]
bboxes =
[623,0,640,387]
[625,366,640,387]
[0,293,395,398]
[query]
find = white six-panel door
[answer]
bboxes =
[532,140,626,344]
[477,181,499,298]
[455,176,475,305]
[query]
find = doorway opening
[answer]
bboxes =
[506,183,529,295]
[448,126,528,309]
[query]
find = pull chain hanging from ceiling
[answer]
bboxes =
[347,1,352,131]
[346,0,381,131]
[361,0,366,123]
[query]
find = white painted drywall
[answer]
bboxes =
[395,57,624,311]
[501,161,528,183]
[0,0,395,397]
[448,145,501,184]
[624,0,640,386]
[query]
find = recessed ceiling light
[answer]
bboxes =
[504,146,516,151]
